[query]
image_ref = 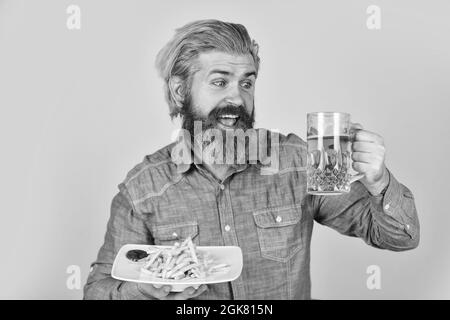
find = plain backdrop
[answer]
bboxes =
[0,0,449,299]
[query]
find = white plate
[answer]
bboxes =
[111,244,243,292]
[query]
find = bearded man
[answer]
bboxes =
[84,19,419,300]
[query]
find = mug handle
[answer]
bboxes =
[348,129,365,184]
[349,172,364,184]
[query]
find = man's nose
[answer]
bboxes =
[224,83,245,106]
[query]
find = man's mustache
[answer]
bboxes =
[181,101,255,135]
[204,104,254,128]
[209,105,248,119]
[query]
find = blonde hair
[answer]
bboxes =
[155,19,260,118]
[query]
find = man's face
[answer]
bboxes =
[182,51,256,133]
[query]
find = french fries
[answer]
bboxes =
[139,237,229,280]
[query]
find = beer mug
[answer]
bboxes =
[306,112,364,195]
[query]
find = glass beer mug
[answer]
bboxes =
[306,112,364,195]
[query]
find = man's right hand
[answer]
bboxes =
[137,283,208,300]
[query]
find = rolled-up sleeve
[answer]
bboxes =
[83,185,154,299]
[310,168,420,251]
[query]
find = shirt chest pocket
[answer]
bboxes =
[253,204,303,262]
[151,222,199,246]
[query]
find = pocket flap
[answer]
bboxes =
[152,222,199,241]
[253,205,302,228]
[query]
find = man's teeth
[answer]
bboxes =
[219,114,239,119]
[218,115,239,126]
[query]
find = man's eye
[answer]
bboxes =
[241,81,253,89]
[212,80,226,87]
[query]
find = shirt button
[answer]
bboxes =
[224,225,231,232]
[275,216,282,223]
[219,184,225,190]
[384,203,390,211]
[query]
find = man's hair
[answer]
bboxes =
[155,19,260,118]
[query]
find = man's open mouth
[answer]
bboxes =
[217,114,239,127]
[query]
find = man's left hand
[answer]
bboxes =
[349,123,390,196]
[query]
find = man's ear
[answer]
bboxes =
[168,76,185,108]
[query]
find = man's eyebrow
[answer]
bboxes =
[243,71,257,78]
[206,70,257,78]
[207,69,232,76]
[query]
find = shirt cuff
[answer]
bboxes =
[370,168,415,238]
[119,281,155,300]
[379,168,402,215]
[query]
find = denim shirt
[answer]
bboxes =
[84,131,419,300]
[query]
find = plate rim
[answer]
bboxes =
[111,243,243,286]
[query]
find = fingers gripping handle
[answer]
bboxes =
[349,128,364,184]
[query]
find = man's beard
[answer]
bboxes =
[180,96,256,165]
